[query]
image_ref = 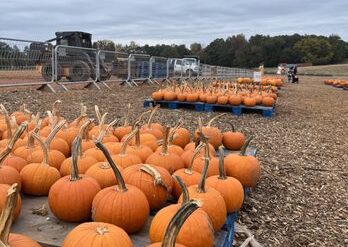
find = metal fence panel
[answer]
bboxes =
[96,50,129,85]
[124,54,151,86]
[148,56,168,84]
[0,37,55,91]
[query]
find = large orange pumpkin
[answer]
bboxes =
[194,115,225,149]
[126,128,153,163]
[92,140,149,234]
[222,122,246,150]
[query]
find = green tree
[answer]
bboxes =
[294,37,334,65]
[92,40,116,51]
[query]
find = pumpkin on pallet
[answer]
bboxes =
[178,143,227,231]
[222,122,245,151]
[224,136,261,188]
[0,183,42,247]
[92,140,149,234]
[206,147,244,213]
[48,136,101,222]
[149,176,214,247]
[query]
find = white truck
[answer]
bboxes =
[173,58,199,76]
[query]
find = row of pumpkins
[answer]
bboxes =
[0,102,261,247]
[235,77,284,87]
[324,79,348,88]
[151,82,277,107]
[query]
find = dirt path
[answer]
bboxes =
[0,76,347,246]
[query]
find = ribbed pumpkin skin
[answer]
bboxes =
[228,95,242,106]
[84,148,107,162]
[243,97,256,107]
[0,166,22,190]
[48,175,101,222]
[171,128,190,149]
[194,127,222,150]
[20,163,61,196]
[261,96,275,106]
[92,184,149,234]
[224,154,261,188]
[27,149,65,170]
[85,162,122,189]
[155,145,184,156]
[191,157,219,177]
[222,132,245,150]
[8,233,42,247]
[111,154,142,169]
[125,133,158,152]
[171,169,201,200]
[123,165,173,210]
[61,222,133,247]
[206,176,244,213]
[3,155,28,172]
[49,138,70,157]
[0,184,21,221]
[149,204,214,247]
[126,145,153,163]
[114,126,132,141]
[60,155,98,176]
[178,186,227,231]
[146,152,184,174]
[140,127,163,140]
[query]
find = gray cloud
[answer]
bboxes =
[1,0,347,46]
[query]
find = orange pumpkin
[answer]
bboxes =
[92,141,149,234]
[222,123,245,150]
[206,147,244,213]
[48,136,101,222]
[0,184,21,221]
[224,137,261,187]
[193,115,225,149]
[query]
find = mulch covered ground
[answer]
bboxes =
[0,76,347,247]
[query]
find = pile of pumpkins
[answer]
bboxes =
[260,77,284,87]
[0,102,261,247]
[324,79,348,88]
[152,81,277,107]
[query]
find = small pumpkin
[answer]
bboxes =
[224,136,261,188]
[126,127,153,163]
[141,105,163,139]
[222,122,245,150]
[206,147,244,213]
[20,133,61,196]
[114,103,133,140]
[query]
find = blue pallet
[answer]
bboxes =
[144,99,205,112]
[204,103,274,118]
[144,99,275,117]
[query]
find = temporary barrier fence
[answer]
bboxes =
[147,56,168,84]
[123,54,151,86]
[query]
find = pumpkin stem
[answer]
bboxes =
[0,184,19,246]
[119,127,137,155]
[96,227,109,235]
[160,127,170,155]
[197,141,210,193]
[70,136,82,181]
[52,100,62,121]
[147,105,160,128]
[0,122,28,167]
[135,127,141,148]
[218,146,227,180]
[124,103,131,126]
[134,110,151,128]
[95,140,127,192]
[45,120,66,150]
[162,200,201,247]
[0,104,12,141]
[78,119,94,157]
[207,113,226,127]
[187,142,205,171]
[173,176,189,204]
[98,113,108,132]
[94,105,102,124]
[240,136,253,156]
[31,133,49,165]
[27,120,41,149]
[227,122,235,132]
[168,119,183,145]
[140,164,170,191]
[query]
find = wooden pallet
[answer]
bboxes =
[144,99,275,118]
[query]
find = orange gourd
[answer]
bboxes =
[222,122,246,150]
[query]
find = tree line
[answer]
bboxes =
[93,34,348,68]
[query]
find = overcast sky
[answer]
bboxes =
[1,0,347,46]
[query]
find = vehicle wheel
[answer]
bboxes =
[41,63,62,81]
[68,60,91,82]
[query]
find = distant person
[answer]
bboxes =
[288,66,299,84]
[259,63,264,75]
